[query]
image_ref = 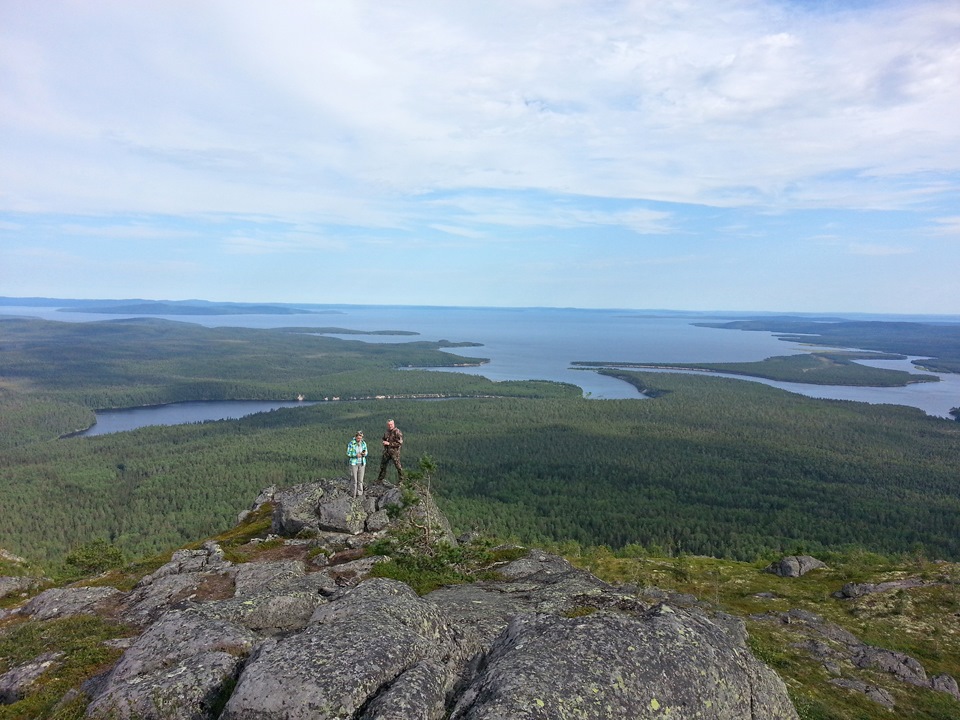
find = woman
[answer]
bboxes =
[347,430,367,498]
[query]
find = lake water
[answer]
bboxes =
[73,400,313,437]
[3,304,960,426]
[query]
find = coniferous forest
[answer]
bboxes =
[2,314,959,566]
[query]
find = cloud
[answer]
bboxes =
[2,1,959,313]
[847,242,914,257]
[1,0,958,219]
[930,216,960,236]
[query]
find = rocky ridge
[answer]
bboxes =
[1,477,804,719]
[2,478,958,718]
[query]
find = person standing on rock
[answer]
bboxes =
[377,419,405,486]
[347,430,367,498]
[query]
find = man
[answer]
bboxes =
[376,419,405,486]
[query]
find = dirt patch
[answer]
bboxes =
[191,573,237,602]
[329,548,366,566]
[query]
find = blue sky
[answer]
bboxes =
[1,1,958,313]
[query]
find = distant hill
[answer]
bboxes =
[61,301,328,316]
[0,297,338,316]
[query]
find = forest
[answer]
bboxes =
[574,351,939,386]
[1,315,959,567]
[699,317,960,373]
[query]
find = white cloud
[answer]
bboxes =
[847,242,914,257]
[1,0,957,218]
[930,216,960,236]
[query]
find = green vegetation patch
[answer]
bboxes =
[0,615,134,720]
[369,533,528,595]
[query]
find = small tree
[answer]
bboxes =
[405,454,438,492]
[62,538,124,577]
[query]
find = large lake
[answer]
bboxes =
[4,305,960,425]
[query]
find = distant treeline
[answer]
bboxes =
[698,318,960,374]
[574,352,939,386]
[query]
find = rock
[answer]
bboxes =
[427,549,612,650]
[854,647,928,687]
[0,576,41,599]
[448,607,799,719]
[358,658,449,719]
[365,508,391,532]
[931,673,960,700]
[0,652,63,704]
[829,678,896,708]
[271,482,327,535]
[233,559,306,597]
[317,496,367,534]
[22,587,122,621]
[87,609,257,720]
[237,486,276,523]
[759,606,960,702]
[220,578,465,720]
[141,542,232,583]
[5,482,808,719]
[376,486,457,545]
[0,549,29,564]
[833,577,931,599]
[765,555,827,577]
[118,546,236,627]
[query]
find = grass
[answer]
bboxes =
[0,615,135,720]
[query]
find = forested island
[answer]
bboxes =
[698,317,960,374]
[574,351,940,386]
[2,314,960,568]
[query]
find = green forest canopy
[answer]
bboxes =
[1,315,959,566]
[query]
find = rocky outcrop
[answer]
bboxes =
[833,576,936,598]
[3,480,803,719]
[764,555,827,577]
[0,548,48,602]
[262,477,455,543]
[0,575,43,600]
[754,607,960,707]
[449,606,797,720]
[0,652,63,704]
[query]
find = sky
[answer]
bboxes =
[1,1,959,314]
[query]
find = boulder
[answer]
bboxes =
[365,508,391,532]
[317,496,367,534]
[765,555,827,577]
[87,610,257,720]
[220,578,465,720]
[142,541,232,582]
[233,559,306,597]
[271,482,327,535]
[0,652,63,704]
[829,678,896,708]
[118,544,236,627]
[0,576,41,599]
[448,606,799,719]
[833,577,931,599]
[22,587,122,621]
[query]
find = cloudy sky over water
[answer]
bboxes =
[2,1,959,314]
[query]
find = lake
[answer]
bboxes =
[4,304,960,425]
[73,400,313,437]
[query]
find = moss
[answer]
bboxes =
[0,615,135,720]
[563,606,598,618]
